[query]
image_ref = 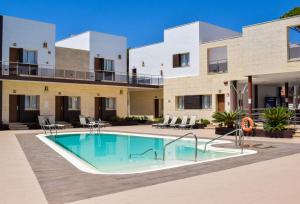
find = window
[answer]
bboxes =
[176,96,184,110]
[288,26,300,60]
[68,96,80,110]
[173,53,190,68]
[23,50,37,64]
[25,96,39,110]
[208,46,227,73]
[201,95,212,109]
[105,97,116,110]
[175,95,212,110]
[104,59,114,71]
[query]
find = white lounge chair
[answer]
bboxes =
[79,116,96,131]
[178,116,197,129]
[170,115,188,128]
[159,116,178,128]
[152,115,170,128]
[47,115,65,129]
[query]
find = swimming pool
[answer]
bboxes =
[37,132,256,174]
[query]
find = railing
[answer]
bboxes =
[0,61,164,86]
[208,59,228,73]
[289,45,300,60]
[163,132,198,162]
[129,148,158,160]
[204,128,244,154]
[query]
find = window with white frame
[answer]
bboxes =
[68,96,80,110]
[288,26,300,60]
[104,59,114,71]
[176,96,185,110]
[23,50,37,64]
[24,95,39,110]
[105,97,116,110]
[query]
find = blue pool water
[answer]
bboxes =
[47,132,242,174]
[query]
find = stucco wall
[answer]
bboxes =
[55,47,90,71]
[2,16,56,67]
[2,80,128,123]
[129,89,163,117]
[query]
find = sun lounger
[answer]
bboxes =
[170,115,188,128]
[38,116,56,134]
[152,115,170,128]
[159,116,178,128]
[178,116,197,129]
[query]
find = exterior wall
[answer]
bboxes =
[55,32,90,51]
[2,16,56,66]
[56,31,127,73]
[242,16,300,76]
[163,37,243,120]
[2,80,128,123]
[129,21,240,79]
[55,47,90,71]
[129,89,163,117]
[89,31,127,73]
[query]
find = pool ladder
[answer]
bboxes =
[203,128,244,154]
[163,132,198,162]
[129,148,158,160]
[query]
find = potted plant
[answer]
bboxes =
[263,107,294,138]
[197,118,210,129]
[212,111,239,135]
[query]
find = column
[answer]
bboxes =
[248,76,252,114]
[232,80,237,111]
[285,82,289,107]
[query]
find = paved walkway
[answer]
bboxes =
[0,126,300,204]
[68,153,300,204]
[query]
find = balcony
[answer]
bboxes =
[0,61,163,87]
[289,44,300,60]
[208,59,228,74]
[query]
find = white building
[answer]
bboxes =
[1,15,56,70]
[129,21,240,79]
[56,31,127,74]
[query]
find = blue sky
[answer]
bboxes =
[0,0,299,47]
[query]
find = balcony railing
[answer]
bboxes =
[208,59,228,74]
[0,61,163,86]
[289,45,300,60]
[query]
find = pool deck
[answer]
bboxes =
[1,125,300,204]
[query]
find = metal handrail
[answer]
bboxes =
[163,132,198,162]
[204,128,244,153]
[129,148,158,160]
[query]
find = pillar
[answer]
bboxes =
[293,85,298,109]
[285,82,289,107]
[248,76,252,114]
[232,80,237,111]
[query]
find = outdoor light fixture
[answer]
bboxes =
[97,93,100,96]
[13,90,16,93]
[58,92,62,95]
[120,90,123,95]
[43,42,48,48]
[118,54,122,59]
[224,81,228,86]
[13,43,17,46]
[97,54,100,57]
[44,86,49,92]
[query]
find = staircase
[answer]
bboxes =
[9,123,29,130]
[56,121,74,129]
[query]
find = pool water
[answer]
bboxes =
[45,132,253,174]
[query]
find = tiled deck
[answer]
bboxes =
[14,126,300,204]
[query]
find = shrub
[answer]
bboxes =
[212,111,239,128]
[263,107,293,132]
[200,119,210,126]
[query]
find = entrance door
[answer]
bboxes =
[154,99,159,118]
[9,95,20,122]
[95,97,102,120]
[217,94,225,112]
[55,96,64,121]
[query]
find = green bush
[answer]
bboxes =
[200,119,210,126]
[212,111,239,128]
[263,107,293,132]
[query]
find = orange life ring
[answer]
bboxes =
[241,117,254,133]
